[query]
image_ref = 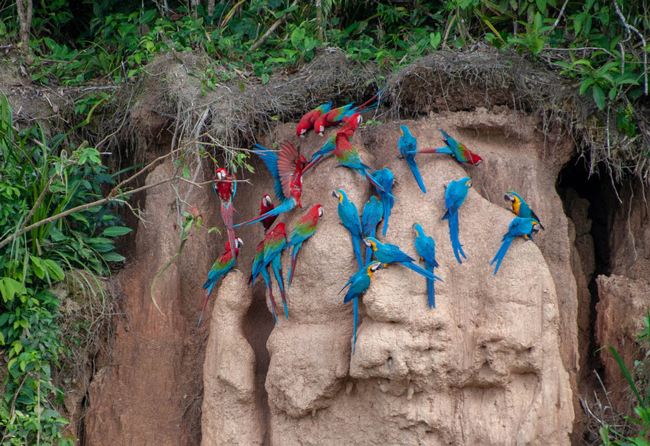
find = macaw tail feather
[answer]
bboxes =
[448,211,466,263]
[353,297,358,355]
[355,88,386,115]
[262,269,279,325]
[491,236,514,275]
[401,261,444,282]
[197,290,212,327]
[351,234,364,269]
[381,196,392,236]
[363,172,399,201]
[407,159,427,194]
[221,202,237,257]
[302,155,322,174]
[271,257,288,319]
[235,199,295,227]
[425,262,435,309]
[365,245,373,266]
[287,243,302,288]
[418,146,453,155]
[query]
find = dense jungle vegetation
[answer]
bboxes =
[0,0,649,444]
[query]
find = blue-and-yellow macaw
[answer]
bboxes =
[363,236,443,282]
[418,129,483,166]
[370,168,396,236]
[504,191,545,230]
[199,237,244,326]
[361,196,384,265]
[286,205,324,287]
[443,177,472,264]
[412,223,439,308]
[235,142,306,227]
[491,217,540,275]
[398,125,426,193]
[332,189,364,268]
[340,261,385,353]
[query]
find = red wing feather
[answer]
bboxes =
[277,142,301,200]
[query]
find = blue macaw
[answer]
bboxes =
[504,191,545,230]
[370,168,396,236]
[443,177,472,264]
[398,125,426,193]
[491,217,540,275]
[340,261,385,353]
[361,196,384,265]
[412,223,439,308]
[332,189,364,269]
[363,236,443,282]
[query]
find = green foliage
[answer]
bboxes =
[0,94,127,445]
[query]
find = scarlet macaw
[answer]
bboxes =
[340,261,385,353]
[303,114,363,174]
[235,142,306,227]
[504,191,545,230]
[370,168,396,236]
[199,237,244,326]
[413,223,439,308]
[213,168,238,257]
[491,217,540,275]
[398,125,427,193]
[361,196,383,265]
[443,177,472,264]
[332,189,364,269]
[363,236,443,282]
[296,101,332,137]
[286,204,324,287]
[259,194,278,233]
[418,129,483,166]
[313,89,383,135]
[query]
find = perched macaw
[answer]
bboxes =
[334,133,395,197]
[418,129,483,166]
[371,168,396,236]
[398,125,426,193]
[363,236,443,282]
[213,168,238,257]
[332,189,364,269]
[313,90,383,135]
[491,217,540,275]
[340,261,385,353]
[286,204,324,287]
[199,238,243,327]
[250,239,279,324]
[259,194,278,233]
[250,223,289,321]
[443,177,472,264]
[303,114,363,173]
[235,142,306,227]
[504,191,545,230]
[412,223,439,308]
[361,196,383,265]
[296,101,332,137]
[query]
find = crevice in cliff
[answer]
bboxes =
[243,288,275,445]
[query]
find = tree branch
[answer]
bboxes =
[249,0,299,53]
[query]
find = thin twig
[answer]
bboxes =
[548,0,569,34]
[613,0,648,95]
[249,0,299,53]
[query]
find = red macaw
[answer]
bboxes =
[213,168,238,257]
[259,194,277,233]
[313,89,384,135]
[296,101,332,137]
[418,129,483,166]
[286,204,324,287]
[302,113,363,174]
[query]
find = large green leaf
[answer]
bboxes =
[102,226,133,237]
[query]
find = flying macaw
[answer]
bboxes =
[303,114,363,174]
[334,133,395,197]
[259,194,278,233]
[363,236,443,282]
[412,223,439,308]
[361,196,383,265]
[313,89,383,135]
[235,142,306,227]
[371,168,396,236]
[213,168,238,257]
[443,177,472,264]
[398,125,426,193]
[340,261,385,353]
[504,191,545,230]
[296,101,332,137]
[250,239,278,324]
[418,129,483,166]
[491,217,540,275]
[332,189,364,269]
[286,204,324,287]
[199,237,243,327]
